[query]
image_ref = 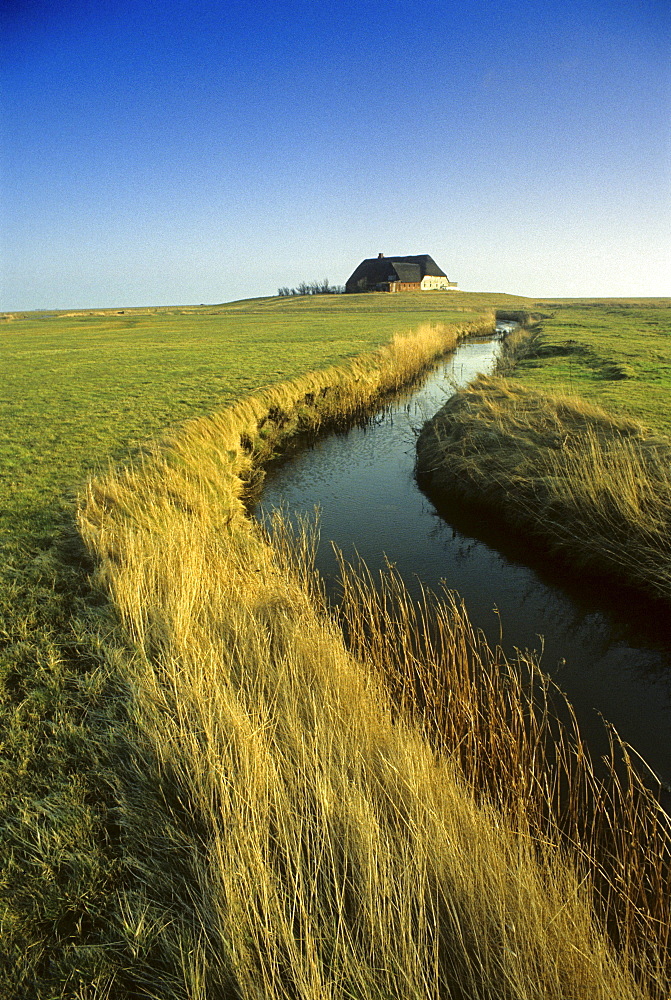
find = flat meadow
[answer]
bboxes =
[2,291,670,999]
[504,298,671,434]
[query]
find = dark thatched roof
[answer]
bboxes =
[345,254,449,291]
[391,262,422,282]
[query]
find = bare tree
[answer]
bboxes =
[277,278,344,297]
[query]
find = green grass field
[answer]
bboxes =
[507,298,671,435]
[3,291,670,998]
[1,293,506,545]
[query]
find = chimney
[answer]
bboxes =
[378,252,384,258]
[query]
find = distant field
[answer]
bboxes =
[4,291,667,550]
[510,298,671,435]
[0,292,509,548]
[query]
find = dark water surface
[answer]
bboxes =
[254,331,671,784]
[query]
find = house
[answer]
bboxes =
[345,253,458,294]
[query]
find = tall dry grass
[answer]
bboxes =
[337,556,671,995]
[416,374,671,603]
[77,321,669,998]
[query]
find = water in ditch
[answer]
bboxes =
[254,328,671,784]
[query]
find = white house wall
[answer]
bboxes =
[420,275,457,290]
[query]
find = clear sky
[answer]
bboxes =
[2,0,670,310]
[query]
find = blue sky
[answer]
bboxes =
[2,0,670,309]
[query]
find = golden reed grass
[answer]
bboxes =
[416,374,671,602]
[78,320,669,998]
[337,556,671,995]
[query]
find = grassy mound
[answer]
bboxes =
[416,373,671,603]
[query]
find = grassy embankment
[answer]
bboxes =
[417,299,671,605]
[3,293,670,997]
[0,293,493,995]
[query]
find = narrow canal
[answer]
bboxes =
[254,327,671,785]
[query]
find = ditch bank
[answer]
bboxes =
[416,373,671,609]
